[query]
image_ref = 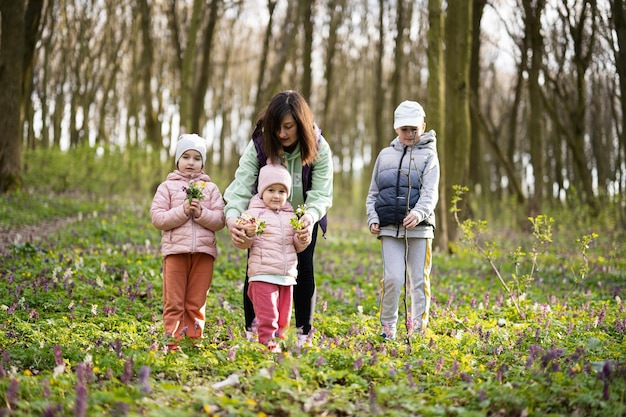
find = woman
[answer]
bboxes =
[224,90,333,346]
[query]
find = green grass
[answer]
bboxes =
[0,190,624,416]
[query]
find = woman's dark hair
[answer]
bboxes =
[257,90,318,166]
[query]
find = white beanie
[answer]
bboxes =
[393,100,426,129]
[257,162,292,197]
[175,134,207,167]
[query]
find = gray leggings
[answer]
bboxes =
[379,236,432,335]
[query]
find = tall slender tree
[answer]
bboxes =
[444,1,473,242]
[0,0,43,193]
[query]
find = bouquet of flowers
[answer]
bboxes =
[182,180,206,203]
[236,211,266,236]
[290,204,307,230]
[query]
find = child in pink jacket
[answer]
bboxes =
[150,134,225,352]
[234,163,311,352]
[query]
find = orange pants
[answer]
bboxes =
[162,253,214,340]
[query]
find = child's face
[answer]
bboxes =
[177,150,203,173]
[262,184,288,210]
[396,122,426,146]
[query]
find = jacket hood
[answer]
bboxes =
[390,129,437,151]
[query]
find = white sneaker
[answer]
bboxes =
[245,330,257,342]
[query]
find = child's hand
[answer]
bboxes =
[243,223,257,238]
[403,211,419,228]
[189,199,202,218]
[183,199,192,216]
[369,223,380,235]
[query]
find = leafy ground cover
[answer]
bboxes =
[0,192,624,416]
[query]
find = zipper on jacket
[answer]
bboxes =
[191,216,197,253]
[395,146,409,238]
[277,210,288,275]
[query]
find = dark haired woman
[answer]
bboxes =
[224,90,334,346]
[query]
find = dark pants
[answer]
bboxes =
[244,223,319,335]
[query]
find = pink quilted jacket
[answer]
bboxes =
[235,194,308,278]
[150,170,225,258]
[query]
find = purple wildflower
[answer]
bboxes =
[496,364,508,384]
[139,366,151,394]
[315,355,325,367]
[53,345,64,366]
[120,357,134,384]
[73,381,87,417]
[6,377,19,409]
[459,372,472,383]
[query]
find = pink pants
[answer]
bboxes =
[247,281,293,344]
[162,253,214,340]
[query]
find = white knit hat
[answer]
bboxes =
[393,100,426,129]
[175,134,207,167]
[257,163,292,197]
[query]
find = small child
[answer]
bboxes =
[366,101,440,340]
[233,162,311,352]
[150,133,225,352]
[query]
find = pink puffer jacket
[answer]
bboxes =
[235,195,308,278]
[150,170,225,258]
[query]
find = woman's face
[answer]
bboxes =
[276,114,298,148]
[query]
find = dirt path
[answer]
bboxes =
[0,216,81,254]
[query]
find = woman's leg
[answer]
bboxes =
[243,261,255,331]
[294,223,319,335]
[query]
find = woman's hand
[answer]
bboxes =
[226,217,247,244]
[296,213,314,242]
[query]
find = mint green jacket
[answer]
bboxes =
[224,134,333,228]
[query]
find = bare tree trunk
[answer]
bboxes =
[254,0,278,115]
[609,0,626,226]
[444,1,473,243]
[427,0,447,251]
[0,1,26,192]
[523,0,546,217]
[21,0,44,147]
[138,0,161,147]
[390,0,409,108]
[191,0,220,134]
[301,0,315,101]
[469,0,486,210]
[170,0,204,133]
[321,0,345,128]
[373,0,387,156]
[258,1,300,109]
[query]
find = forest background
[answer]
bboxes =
[1,1,625,415]
[1,0,625,250]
